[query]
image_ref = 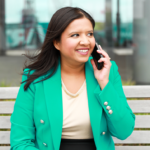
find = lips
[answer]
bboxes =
[76,48,89,50]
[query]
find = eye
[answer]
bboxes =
[87,33,93,36]
[71,34,79,37]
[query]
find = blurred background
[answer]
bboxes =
[0,0,149,86]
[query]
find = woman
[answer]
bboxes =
[10,7,135,150]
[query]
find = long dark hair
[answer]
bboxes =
[22,7,95,90]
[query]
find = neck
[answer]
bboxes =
[60,59,85,77]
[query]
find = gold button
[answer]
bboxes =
[104,102,108,106]
[102,132,105,135]
[108,110,113,114]
[40,120,44,124]
[43,143,47,146]
[106,106,110,110]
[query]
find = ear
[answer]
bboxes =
[53,40,61,51]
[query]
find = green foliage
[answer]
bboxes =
[121,80,136,86]
[94,22,104,31]
[0,81,11,87]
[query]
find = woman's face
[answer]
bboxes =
[54,17,95,65]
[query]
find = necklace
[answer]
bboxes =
[61,80,86,98]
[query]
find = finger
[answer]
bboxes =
[98,58,111,68]
[90,59,97,70]
[97,45,108,55]
[99,45,105,52]
[99,45,108,55]
[99,45,103,51]
[98,57,109,64]
[97,49,109,59]
[98,57,106,63]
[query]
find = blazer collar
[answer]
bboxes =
[43,59,102,150]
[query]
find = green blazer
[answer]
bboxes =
[10,58,135,150]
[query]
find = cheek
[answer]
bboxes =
[90,38,96,50]
[62,38,77,54]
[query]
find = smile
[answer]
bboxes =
[77,49,89,52]
[76,49,89,55]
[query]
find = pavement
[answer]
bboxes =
[0,50,38,86]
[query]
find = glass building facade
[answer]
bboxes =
[1,0,150,85]
[5,0,133,50]
[5,0,106,49]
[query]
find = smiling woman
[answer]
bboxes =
[10,6,135,150]
[53,17,95,67]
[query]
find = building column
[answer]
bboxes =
[105,0,113,47]
[133,0,150,84]
[0,0,6,55]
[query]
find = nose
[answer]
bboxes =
[79,35,90,45]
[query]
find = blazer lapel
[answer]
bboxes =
[85,60,103,144]
[43,61,63,150]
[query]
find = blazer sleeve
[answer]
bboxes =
[10,69,39,150]
[94,61,135,140]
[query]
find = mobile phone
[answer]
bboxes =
[91,42,104,70]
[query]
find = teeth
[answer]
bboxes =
[77,50,88,52]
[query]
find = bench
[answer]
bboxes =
[0,86,150,150]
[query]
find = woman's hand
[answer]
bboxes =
[90,45,111,90]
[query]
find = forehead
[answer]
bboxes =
[64,17,93,32]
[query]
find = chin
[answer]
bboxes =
[77,56,89,63]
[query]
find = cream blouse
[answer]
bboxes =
[61,79,93,139]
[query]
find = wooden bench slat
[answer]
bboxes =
[1,131,150,144]
[0,102,15,114]
[0,131,10,144]
[1,146,150,150]
[123,86,150,98]
[115,146,150,150]
[0,86,150,99]
[113,131,150,144]
[0,87,19,99]
[1,100,150,114]
[1,115,150,129]
[0,147,10,150]
[127,100,150,113]
[135,115,150,128]
[0,116,11,129]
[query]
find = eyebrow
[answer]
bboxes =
[69,30,94,35]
